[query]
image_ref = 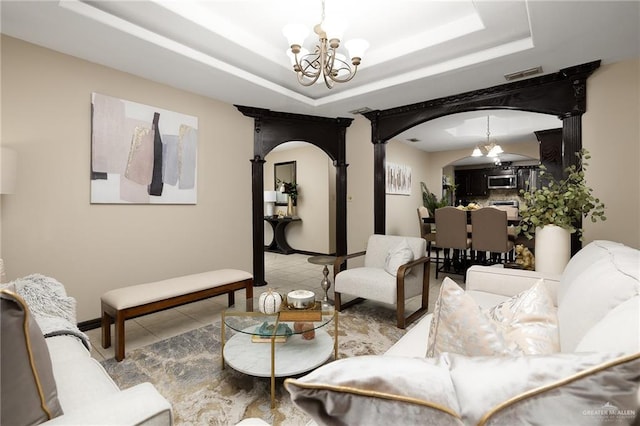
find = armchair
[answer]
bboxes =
[333,235,430,329]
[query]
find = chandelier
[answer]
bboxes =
[283,0,369,89]
[472,116,503,159]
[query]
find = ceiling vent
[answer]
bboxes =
[504,66,543,81]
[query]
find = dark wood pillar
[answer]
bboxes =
[373,142,386,235]
[251,155,266,287]
[562,114,584,256]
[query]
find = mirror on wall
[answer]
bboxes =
[274,161,296,206]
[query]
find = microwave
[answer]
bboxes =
[487,174,517,189]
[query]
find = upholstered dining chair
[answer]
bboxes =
[434,207,472,279]
[417,206,436,253]
[471,207,515,264]
[333,234,430,329]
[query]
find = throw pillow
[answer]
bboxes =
[447,351,640,425]
[485,279,559,355]
[1,288,63,425]
[285,355,464,426]
[427,278,560,357]
[384,239,414,276]
[427,277,515,357]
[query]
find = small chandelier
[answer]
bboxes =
[283,0,369,89]
[472,116,503,158]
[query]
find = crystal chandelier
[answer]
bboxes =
[472,116,503,158]
[283,0,369,89]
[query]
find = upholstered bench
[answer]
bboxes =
[101,269,253,361]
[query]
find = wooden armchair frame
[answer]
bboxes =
[333,252,431,329]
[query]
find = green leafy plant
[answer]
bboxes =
[519,149,606,240]
[277,179,298,202]
[420,182,450,216]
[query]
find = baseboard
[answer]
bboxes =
[78,318,101,331]
[294,250,337,256]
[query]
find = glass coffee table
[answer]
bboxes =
[221,298,338,408]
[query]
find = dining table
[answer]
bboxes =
[422,211,522,226]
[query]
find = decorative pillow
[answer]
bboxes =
[427,278,559,357]
[285,355,464,426]
[1,288,63,425]
[427,277,515,357]
[485,279,559,355]
[447,352,640,425]
[384,239,414,276]
[286,352,640,426]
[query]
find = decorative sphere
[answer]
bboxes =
[258,289,283,314]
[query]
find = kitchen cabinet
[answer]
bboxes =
[455,169,488,198]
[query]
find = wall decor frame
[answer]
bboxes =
[385,162,411,195]
[90,92,198,204]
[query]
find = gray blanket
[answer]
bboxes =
[5,274,90,350]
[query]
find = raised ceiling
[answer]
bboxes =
[2,0,638,151]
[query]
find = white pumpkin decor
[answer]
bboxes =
[258,289,283,314]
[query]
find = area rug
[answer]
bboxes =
[101,302,409,426]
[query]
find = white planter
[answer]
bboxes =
[535,224,571,274]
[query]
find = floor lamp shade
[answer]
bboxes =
[1,147,17,194]
[264,191,277,216]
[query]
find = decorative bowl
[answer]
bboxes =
[286,289,315,309]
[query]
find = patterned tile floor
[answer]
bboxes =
[88,250,445,362]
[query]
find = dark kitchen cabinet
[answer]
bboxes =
[455,169,488,198]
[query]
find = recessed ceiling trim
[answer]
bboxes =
[61,0,317,105]
[312,37,535,106]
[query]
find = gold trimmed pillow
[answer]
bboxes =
[427,278,559,357]
[285,355,464,426]
[384,239,414,276]
[446,352,640,425]
[1,288,63,425]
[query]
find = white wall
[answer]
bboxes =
[264,144,333,253]
[583,58,640,248]
[0,36,254,320]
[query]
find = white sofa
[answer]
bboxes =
[386,239,638,358]
[0,271,172,426]
[286,240,640,425]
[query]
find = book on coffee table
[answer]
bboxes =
[251,334,288,343]
[278,302,322,322]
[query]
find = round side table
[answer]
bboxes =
[307,255,336,305]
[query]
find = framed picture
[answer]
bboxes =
[385,162,411,195]
[90,93,198,204]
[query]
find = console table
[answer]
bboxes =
[264,216,301,254]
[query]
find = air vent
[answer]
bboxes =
[504,66,543,81]
[348,107,373,115]
[406,138,421,143]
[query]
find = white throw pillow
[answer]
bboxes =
[427,277,559,357]
[384,239,414,276]
[486,279,559,355]
[427,277,514,357]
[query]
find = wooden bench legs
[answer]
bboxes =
[101,278,253,362]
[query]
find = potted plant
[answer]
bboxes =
[519,149,606,273]
[277,179,298,216]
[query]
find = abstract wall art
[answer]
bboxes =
[91,93,198,204]
[385,162,412,195]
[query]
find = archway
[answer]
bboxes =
[236,106,353,286]
[364,60,601,253]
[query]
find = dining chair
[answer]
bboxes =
[471,207,515,264]
[434,207,472,279]
[417,206,436,253]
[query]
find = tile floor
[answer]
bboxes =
[88,250,445,362]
